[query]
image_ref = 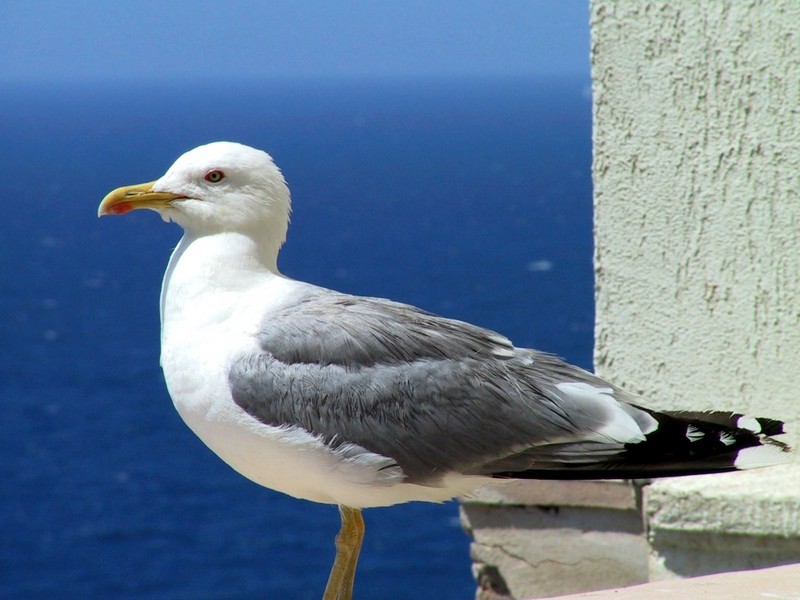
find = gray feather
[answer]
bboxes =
[229,288,640,484]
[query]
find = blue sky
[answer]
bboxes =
[2,1,589,83]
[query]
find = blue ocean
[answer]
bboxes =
[1,77,592,599]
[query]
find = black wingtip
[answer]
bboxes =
[753,416,785,437]
[489,409,791,481]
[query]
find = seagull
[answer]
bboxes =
[98,141,790,600]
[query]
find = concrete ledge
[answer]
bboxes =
[647,465,800,538]
[462,479,639,511]
[544,563,800,599]
[461,471,800,598]
[645,464,800,579]
[461,481,648,599]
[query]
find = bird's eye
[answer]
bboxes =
[204,169,225,183]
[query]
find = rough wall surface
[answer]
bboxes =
[591,1,800,433]
[591,0,800,581]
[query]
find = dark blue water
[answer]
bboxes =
[1,77,592,599]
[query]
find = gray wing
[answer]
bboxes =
[228,287,655,484]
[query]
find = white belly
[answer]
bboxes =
[157,241,488,508]
[161,317,485,508]
[165,359,485,507]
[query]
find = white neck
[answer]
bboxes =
[159,231,281,341]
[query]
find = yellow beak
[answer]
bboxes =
[97,181,185,217]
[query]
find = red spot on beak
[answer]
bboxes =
[110,202,133,215]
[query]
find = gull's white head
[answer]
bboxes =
[98,142,291,244]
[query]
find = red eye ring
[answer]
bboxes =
[204,169,225,183]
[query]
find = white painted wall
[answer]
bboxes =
[591,0,800,579]
[592,0,800,438]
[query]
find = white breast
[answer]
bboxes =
[158,233,486,507]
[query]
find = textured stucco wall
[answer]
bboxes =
[591,0,800,580]
[592,0,800,434]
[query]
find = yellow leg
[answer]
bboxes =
[322,506,364,600]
